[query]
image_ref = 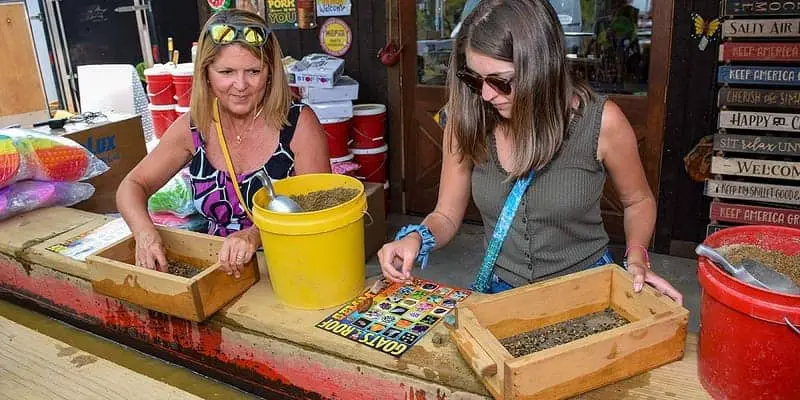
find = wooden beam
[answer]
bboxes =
[0,316,203,400]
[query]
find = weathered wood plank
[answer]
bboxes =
[704,179,800,205]
[0,207,102,257]
[710,201,800,227]
[723,0,800,17]
[722,18,800,38]
[717,65,800,87]
[0,316,203,400]
[720,42,800,62]
[718,87,800,109]
[711,156,800,181]
[713,134,800,156]
[719,110,800,133]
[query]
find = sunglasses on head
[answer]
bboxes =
[456,68,513,96]
[208,23,270,46]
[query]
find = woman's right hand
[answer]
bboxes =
[377,234,422,283]
[135,230,168,272]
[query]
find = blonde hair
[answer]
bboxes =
[190,9,292,135]
[446,0,593,178]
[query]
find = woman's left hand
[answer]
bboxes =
[628,263,683,305]
[219,228,260,278]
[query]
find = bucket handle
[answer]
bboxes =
[363,202,374,227]
[786,317,800,336]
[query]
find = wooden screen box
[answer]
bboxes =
[451,265,688,400]
[87,227,259,322]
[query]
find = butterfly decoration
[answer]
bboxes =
[691,13,722,51]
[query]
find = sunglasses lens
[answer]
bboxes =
[210,24,236,43]
[243,27,266,45]
[457,70,483,93]
[486,77,512,95]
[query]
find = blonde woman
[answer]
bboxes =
[118,9,330,278]
[378,0,681,303]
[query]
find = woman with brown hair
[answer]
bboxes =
[378,0,681,303]
[117,9,330,278]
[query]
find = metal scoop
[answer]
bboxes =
[695,244,800,296]
[254,171,302,213]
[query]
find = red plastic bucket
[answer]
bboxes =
[149,103,178,138]
[172,64,194,108]
[351,144,387,183]
[698,225,800,400]
[320,117,353,159]
[144,67,175,106]
[351,104,386,149]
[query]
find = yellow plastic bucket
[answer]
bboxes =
[252,173,366,309]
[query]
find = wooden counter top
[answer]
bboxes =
[0,207,711,399]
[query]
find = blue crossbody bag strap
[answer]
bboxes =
[472,170,536,293]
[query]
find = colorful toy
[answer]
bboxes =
[0,181,95,221]
[0,128,108,188]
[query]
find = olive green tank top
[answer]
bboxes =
[471,95,609,287]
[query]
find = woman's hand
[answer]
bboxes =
[218,227,260,278]
[377,234,422,283]
[135,230,168,272]
[627,262,684,305]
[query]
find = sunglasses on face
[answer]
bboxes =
[208,23,270,46]
[456,68,513,96]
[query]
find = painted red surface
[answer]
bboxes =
[0,259,469,400]
[720,42,800,62]
[710,201,800,228]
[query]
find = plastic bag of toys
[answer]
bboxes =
[0,181,95,221]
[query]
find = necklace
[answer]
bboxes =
[222,106,264,145]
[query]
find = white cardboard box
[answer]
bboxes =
[306,101,353,120]
[287,53,345,89]
[301,76,359,103]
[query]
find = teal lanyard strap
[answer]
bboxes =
[472,170,536,293]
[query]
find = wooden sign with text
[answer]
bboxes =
[718,87,800,109]
[720,42,800,62]
[719,110,800,133]
[710,201,800,227]
[712,156,800,181]
[718,65,800,87]
[706,223,731,236]
[722,18,800,38]
[724,1,800,17]
[705,179,800,205]
[714,134,800,156]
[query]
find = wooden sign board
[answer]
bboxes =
[704,179,800,205]
[710,201,800,227]
[722,18,800,38]
[720,42,800,62]
[712,156,800,180]
[724,0,800,17]
[706,223,731,237]
[719,110,800,133]
[718,87,800,109]
[714,133,800,156]
[718,65,800,87]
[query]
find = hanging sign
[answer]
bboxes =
[722,18,800,38]
[719,110,800,133]
[296,0,316,29]
[718,87,800,109]
[718,65,800,86]
[706,223,730,236]
[710,202,800,227]
[319,17,352,56]
[704,179,800,205]
[714,133,800,156]
[711,156,800,181]
[720,42,800,62]
[317,0,352,16]
[267,0,297,30]
[723,1,800,17]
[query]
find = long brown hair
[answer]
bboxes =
[190,9,292,135]
[446,0,593,178]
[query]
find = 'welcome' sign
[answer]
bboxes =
[724,1,800,16]
[711,156,800,180]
